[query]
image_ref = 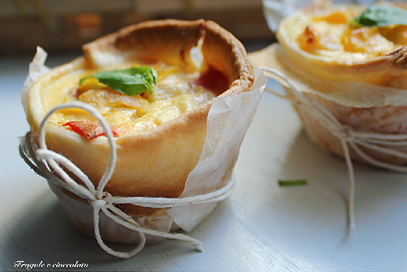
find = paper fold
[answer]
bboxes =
[168,67,267,232]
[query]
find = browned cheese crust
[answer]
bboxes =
[276,7,407,85]
[27,19,254,216]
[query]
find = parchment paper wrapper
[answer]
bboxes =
[251,44,407,167]
[21,47,267,244]
[258,0,407,231]
[260,0,407,167]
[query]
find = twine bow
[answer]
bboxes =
[19,101,235,258]
[261,67,407,229]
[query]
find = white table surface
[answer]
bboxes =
[1,50,407,271]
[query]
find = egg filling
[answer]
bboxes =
[293,5,407,61]
[44,62,226,139]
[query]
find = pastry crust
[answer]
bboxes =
[83,19,205,71]
[277,5,407,85]
[27,19,254,216]
[268,3,407,167]
[251,44,407,166]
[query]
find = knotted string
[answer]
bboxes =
[19,101,235,258]
[261,67,407,229]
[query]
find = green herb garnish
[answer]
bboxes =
[79,66,157,96]
[278,179,308,187]
[351,5,407,27]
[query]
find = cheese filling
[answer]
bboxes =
[294,7,407,60]
[45,62,222,138]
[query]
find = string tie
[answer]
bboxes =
[260,66,407,230]
[19,101,234,258]
[337,125,354,143]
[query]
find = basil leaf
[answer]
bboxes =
[278,179,308,187]
[351,5,407,27]
[79,66,157,96]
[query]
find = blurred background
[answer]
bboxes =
[0,0,276,57]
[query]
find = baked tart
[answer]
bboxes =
[21,19,261,251]
[277,3,407,86]
[254,3,407,167]
[254,2,407,229]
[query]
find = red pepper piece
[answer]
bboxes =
[63,121,119,139]
[195,67,230,94]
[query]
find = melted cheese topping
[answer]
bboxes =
[294,6,407,61]
[45,62,217,136]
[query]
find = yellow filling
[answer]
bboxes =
[44,62,216,136]
[295,7,407,60]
